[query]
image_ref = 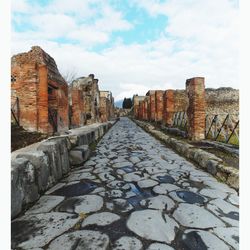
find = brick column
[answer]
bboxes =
[186,77,206,140]
[38,65,49,133]
[163,90,175,126]
[155,90,164,122]
[149,92,155,121]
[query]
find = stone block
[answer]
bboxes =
[16,151,50,192]
[11,157,40,218]
[206,160,218,175]
[69,145,90,166]
[37,140,63,183]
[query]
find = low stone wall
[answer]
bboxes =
[11,121,116,219]
[133,119,239,191]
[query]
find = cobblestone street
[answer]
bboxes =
[12,117,239,249]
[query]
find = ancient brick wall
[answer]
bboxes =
[71,75,100,125]
[155,90,164,122]
[11,46,69,134]
[174,90,188,112]
[133,95,146,119]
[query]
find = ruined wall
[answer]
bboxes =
[133,95,146,119]
[146,90,155,121]
[71,75,100,125]
[205,88,239,114]
[11,46,69,134]
[174,90,188,112]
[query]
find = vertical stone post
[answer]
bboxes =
[155,90,164,123]
[186,77,206,140]
[145,97,149,121]
[163,90,175,126]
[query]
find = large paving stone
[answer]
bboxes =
[213,227,239,249]
[173,203,225,228]
[112,161,133,168]
[57,195,103,214]
[147,243,174,250]
[113,236,142,250]
[48,230,109,250]
[106,198,134,213]
[199,188,228,199]
[140,195,175,211]
[153,183,180,194]
[82,212,120,227]
[25,195,65,214]
[127,209,178,243]
[11,212,80,249]
[123,172,148,182]
[207,198,239,226]
[177,229,230,250]
[137,179,158,188]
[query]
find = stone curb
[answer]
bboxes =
[11,120,118,219]
[132,118,239,192]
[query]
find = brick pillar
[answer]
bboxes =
[163,90,175,126]
[155,90,164,122]
[149,92,156,121]
[139,101,143,120]
[37,65,49,133]
[186,77,206,140]
[145,97,149,121]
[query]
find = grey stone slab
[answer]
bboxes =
[199,188,228,199]
[213,227,239,249]
[203,180,237,194]
[153,184,180,195]
[113,236,142,250]
[98,172,116,182]
[227,193,239,206]
[47,230,109,250]
[127,209,178,243]
[140,195,175,211]
[179,229,230,250]
[112,161,133,168]
[147,243,174,250]
[207,198,239,226]
[173,203,225,228]
[45,183,65,194]
[107,180,131,190]
[123,172,148,182]
[138,179,158,188]
[129,156,141,164]
[25,195,65,214]
[12,212,80,249]
[74,195,103,214]
[82,212,120,227]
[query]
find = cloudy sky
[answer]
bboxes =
[12,0,239,101]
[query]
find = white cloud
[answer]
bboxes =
[12,0,239,102]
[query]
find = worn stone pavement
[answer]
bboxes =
[12,117,239,250]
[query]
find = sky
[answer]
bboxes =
[11,0,239,101]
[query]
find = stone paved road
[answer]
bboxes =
[12,117,239,250]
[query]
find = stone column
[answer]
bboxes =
[186,77,206,140]
[163,90,175,126]
[155,90,164,122]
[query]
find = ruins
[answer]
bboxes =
[11,46,69,134]
[133,77,239,141]
[11,46,115,135]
